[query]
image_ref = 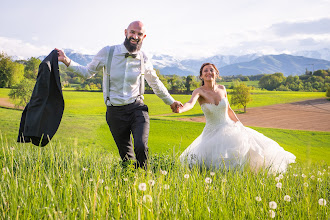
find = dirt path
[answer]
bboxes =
[178,98,330,132]
[0,98,22,109]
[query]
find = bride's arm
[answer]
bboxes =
[223,86,240,123]
[228,105,240,122]
[177,89,201,113]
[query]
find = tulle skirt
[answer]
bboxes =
[179,121,296,173]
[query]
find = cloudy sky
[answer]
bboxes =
[0,0,330,59]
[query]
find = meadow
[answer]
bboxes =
[0,88,329,218]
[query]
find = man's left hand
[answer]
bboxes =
[170,101,183,113]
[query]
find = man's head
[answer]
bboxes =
[124,21,146,52]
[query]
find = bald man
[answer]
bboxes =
[57,21,182,169]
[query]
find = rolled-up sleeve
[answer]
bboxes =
[144,58,174,105]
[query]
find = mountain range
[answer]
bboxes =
[41,48,330,76]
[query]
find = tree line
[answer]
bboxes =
[1,52,329,108]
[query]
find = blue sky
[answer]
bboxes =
[0,0,330,59]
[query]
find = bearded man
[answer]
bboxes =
[57,21,182,169]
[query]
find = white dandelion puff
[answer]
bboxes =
[89,178,93,182]
[269,210,276,218]
[255,196,262,202]
[123,178,128,182]
[269,201,277,209]
[164,184,170,190]
[317,178,322,182]
[222,178,227,183]
[205,177,212,184]
[148,180,155,186]
[302,174,306,178]
[138,183,147,191]
[184,174,190,179]
[310,175,315,180]
[284,195,291,202]
[318,198,327,206]
[304,182,309,187]
[161,170,168,175]
[278,174,284,179]
[293,174,298,177]
[275,177,280,182]
[143,195,152,203]
[99,179,104,184]
[82,167,88,171]
[104,186,109,190]
[276,182,282,189]
[210,172,215,176]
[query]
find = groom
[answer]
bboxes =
[57,21,182,169]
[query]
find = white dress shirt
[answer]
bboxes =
[69,43,175,106]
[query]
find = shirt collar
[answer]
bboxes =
[120,43,140,59]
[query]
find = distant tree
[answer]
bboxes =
[326,87,330,98]
[0,52,24,88]
[8,78,35,108]
[230,82,252,113]
[258,72,285,90]
[24,57,41,79]
[184,75,193,94]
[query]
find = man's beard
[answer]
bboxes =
[124,36,143,52]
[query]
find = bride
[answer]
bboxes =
[175,63,296,173]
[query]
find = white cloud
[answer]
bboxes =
[0,36,52,59]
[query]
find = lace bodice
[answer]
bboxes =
[201,97,233,127]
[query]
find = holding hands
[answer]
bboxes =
[170,101,183,113]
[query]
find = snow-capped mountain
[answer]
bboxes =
[39,48,330,76]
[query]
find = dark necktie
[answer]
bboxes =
[125,53,137,58]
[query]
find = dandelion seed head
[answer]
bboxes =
[278,174,284,179]
[123,178,128,182]
[184,174,190,179]
[310,175,315,180]
[275,177,280,182]
[317,178,322,182]
[99,179,104,184]
[269,210,276,218]
[148,180,155,186]
[210,172,215,176]
[276,182,282,189]
[161,170,168,175]
[164,184,170,190]
[89,178,93,182]
[105,186,109,190]
[269,201,277,209]
[138,183,147,191]
[293,174,298,177]
[302,174,306,178]
[255,196,262,202]
[222,178,227,183]
[318,198,327,206]
[143,195,152,203]
[10,147,14,151]
[284,195,291,202]
[205,177,212,184]
[304,182,309,187]
[82,168,88,171]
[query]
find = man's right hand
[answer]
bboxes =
[55,48,71,67]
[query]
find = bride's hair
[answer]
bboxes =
[199,63,220,85]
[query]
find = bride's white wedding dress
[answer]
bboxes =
[179,97,296,173]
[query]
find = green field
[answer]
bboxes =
[0,88,329,219]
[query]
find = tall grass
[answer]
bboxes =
[0,138,328,219]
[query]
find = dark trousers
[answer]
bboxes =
[106,99,150,168]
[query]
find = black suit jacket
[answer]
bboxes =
[17,50,64,146]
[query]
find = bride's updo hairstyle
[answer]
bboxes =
[199,63,220,86]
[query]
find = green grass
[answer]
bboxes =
[0,141,328,219]
[0,88,329,219]
[221,80,260,88]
